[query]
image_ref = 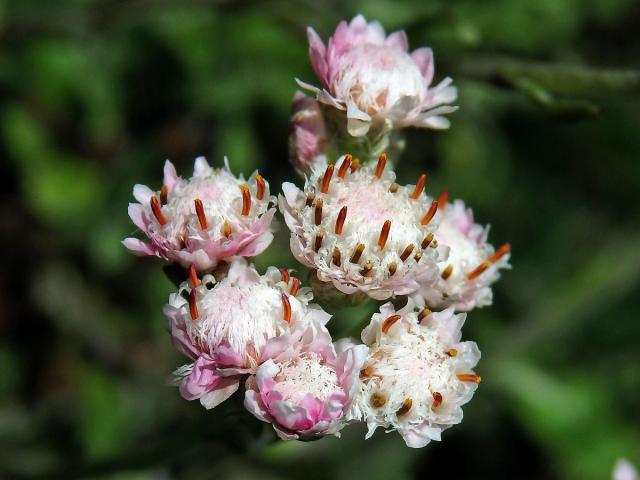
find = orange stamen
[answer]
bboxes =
[441,264,454,280]
[255,174,265,200]
[361,261,373,276]
[488,243,511,263]
[279,268,290,283]
[321,164,334,194]
[337,154,352,178]
[350,243,365,264]
[410,174,427,200]
[421,200,439,225]
[332,247,342,266]
[389,183,399,193]
[382,314,402,334]
[240,184,251,216]
[188,289,198,320]
[396,398,413,416]
[388,262,397,276]
[305,190,315,207]
[194,198,207,229]
[150,196,167,226]
[160,185,168,205]
[281,293,291,323]
[467,261,490,280]
[222,220,232,237]
[289,277,300,296]
[314,229,324,252]
[432,391,443,408]
[335,206,347,234]
[446,348,458,357]
[374,152,387,178]
[188,264,200,288]
[314,197,323,226]
[350,158,361,172]
[400,244,415,262]
[421,233,434,249]
[417,307,431,322]
[457,374,481,384]
[378,220,391,250]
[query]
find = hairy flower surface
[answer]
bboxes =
[349,300,480,448]
[245,323,367,440]
[298,14,457,137]
[289,92,328,176]
[123,157,276,271]
[415,198,511,311]
[164,259,330,409]
[280,154,442,300]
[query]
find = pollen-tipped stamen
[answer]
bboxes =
[255,174,265,200]
[350,243,365,264]
[222,220,232,237]
[488,243,511,263]
[442,264,454,280]
[321,164,334,194]
[281,293,291,323]
[421,233,434,249]
[396,398,413,416]
[400,244,415,262]
[389,182,399,193]
[314,229,324,252]
[467,261,490,280]
[457,374,481,384]
[305,190,315,207]
[432,391,443,408]
[417,307,431,322]
[289,277,300,296]
[378,220,391,250]
[337,154,352,178]
[188,264,200,288]
[421,200,439,226]
[388,262,397,276]
[150,196,167,226]
[410,174,427,200]
[335,206,347,234]
[194,198,207,229]
[332,247,342,266]
[188,289,198,320]
[160,185,168,205]
[446,348,458,357]
[382,314,401,334]
[374,152,387,178]
[360,366,373,380]
[279,268,290,283]
[350,158,361,172]
[241,184,251,216]
[370,393,386,408]
[314,197,323,226]
[361,260,373,276]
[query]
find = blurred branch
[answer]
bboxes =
[456,55,640,116]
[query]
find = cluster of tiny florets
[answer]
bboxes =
[123,14,511,448]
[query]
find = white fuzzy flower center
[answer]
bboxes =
[332,44,425,114]
[188,278,284,363]
[273,352,341,403]
[435,216,485,281]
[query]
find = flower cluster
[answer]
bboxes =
[124,14,511,448]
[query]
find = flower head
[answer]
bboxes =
[123,157,276,272]
[164,259,330,409]
[280,154,442,300]
[289,92,328,176]
[415,197,511,311]
[245,323,367,440]
[348,300,480,448]
[298,14,457,137]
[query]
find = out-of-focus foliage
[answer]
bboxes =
[1,1,639,479]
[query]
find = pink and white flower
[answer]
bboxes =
[123,156,276,272]
[289,92,328,176]
[165,259,330,409]
[245,322,368,440]
[348,299,481,448]
[414,197,511,311]
[279,154,442,300]
[298,14,457,137]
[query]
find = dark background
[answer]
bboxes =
[1,1,639,479]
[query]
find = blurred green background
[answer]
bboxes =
[1,0,639,479]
